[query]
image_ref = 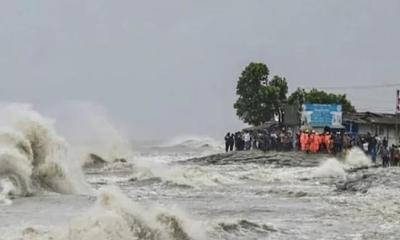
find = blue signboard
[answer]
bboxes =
[302,104,342,128]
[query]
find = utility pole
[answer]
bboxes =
[396,89,400,144]
[396,113,399,144]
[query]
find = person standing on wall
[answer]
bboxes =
[244,131,251,150]
[229,133,235,152]
[370,134,378,163]
[224,132,231,153]
[382,146,390,167]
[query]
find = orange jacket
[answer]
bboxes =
[300,133,309,151]
[312,135,321,153]
[308,134,314,145]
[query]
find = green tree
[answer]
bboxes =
[234,63,288,125]
[269,75,288,121]
[270,75,288,101]
[288,88,356,112]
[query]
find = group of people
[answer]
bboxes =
[224,131,253,152]
[225,128,295,153]
[224,128,400,167]
[359,132,400,167]
[298,130,351,154]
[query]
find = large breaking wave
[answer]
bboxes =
[0,104,87,201]
[312,148,373,179]
[20,186,204,240]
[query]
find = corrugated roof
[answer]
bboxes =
[343,112,399,125]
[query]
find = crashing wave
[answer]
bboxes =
[128,163,238,188]
[83,136,222,169]
[0,104,87,200]
[157,136,223,151]
[20,187,204,240]
[312,148,373,179]
[47,101,133,169]
[83,153,129,168]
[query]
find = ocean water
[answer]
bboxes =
[0,105,400,240]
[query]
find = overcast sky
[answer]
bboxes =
[0,0,399,140]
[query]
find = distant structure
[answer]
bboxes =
[343,112,400,145]
[245,101,400,146]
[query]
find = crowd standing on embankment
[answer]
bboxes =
[225,129,400,167]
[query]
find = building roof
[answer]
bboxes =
[343,112,399,125]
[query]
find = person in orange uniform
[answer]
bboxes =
[300,130,309,152]
[300,131,305,151]
[308,131,315,153]
[310,133,315,153]
[310,133,320,153]
[309,131,318,153]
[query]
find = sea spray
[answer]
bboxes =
[344,148,372,168]
[0,149,33,196]
[313,158,347,179]
[0,104,88,199]
[0,178,17,205]
[160,136,223,151]
[47,102,133,166]
[71,186,200,240]
[313,148,373,179]
[82,133,226,187]
[129,162,238,188]
[20,186,205,240]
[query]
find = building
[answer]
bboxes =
[343,112,400,145]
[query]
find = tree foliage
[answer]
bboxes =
[270,75,288,101]
[233,63,288,126]
[234,62,356,126]
[288,88,356,112]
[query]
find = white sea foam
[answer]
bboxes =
[0,104,88,201]
[47,102,133,166]
[159,136,223,151]
[129,162,238,187]
[19,186,205,240]
[313,158,347,179]
[0,178,16,205]
[313,148,372,179]
[344,148,372,168]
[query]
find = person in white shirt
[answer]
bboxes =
[244,132,251,150]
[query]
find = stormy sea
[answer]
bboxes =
[0,104,399,240]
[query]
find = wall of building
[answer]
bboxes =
[358,124,399,146]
